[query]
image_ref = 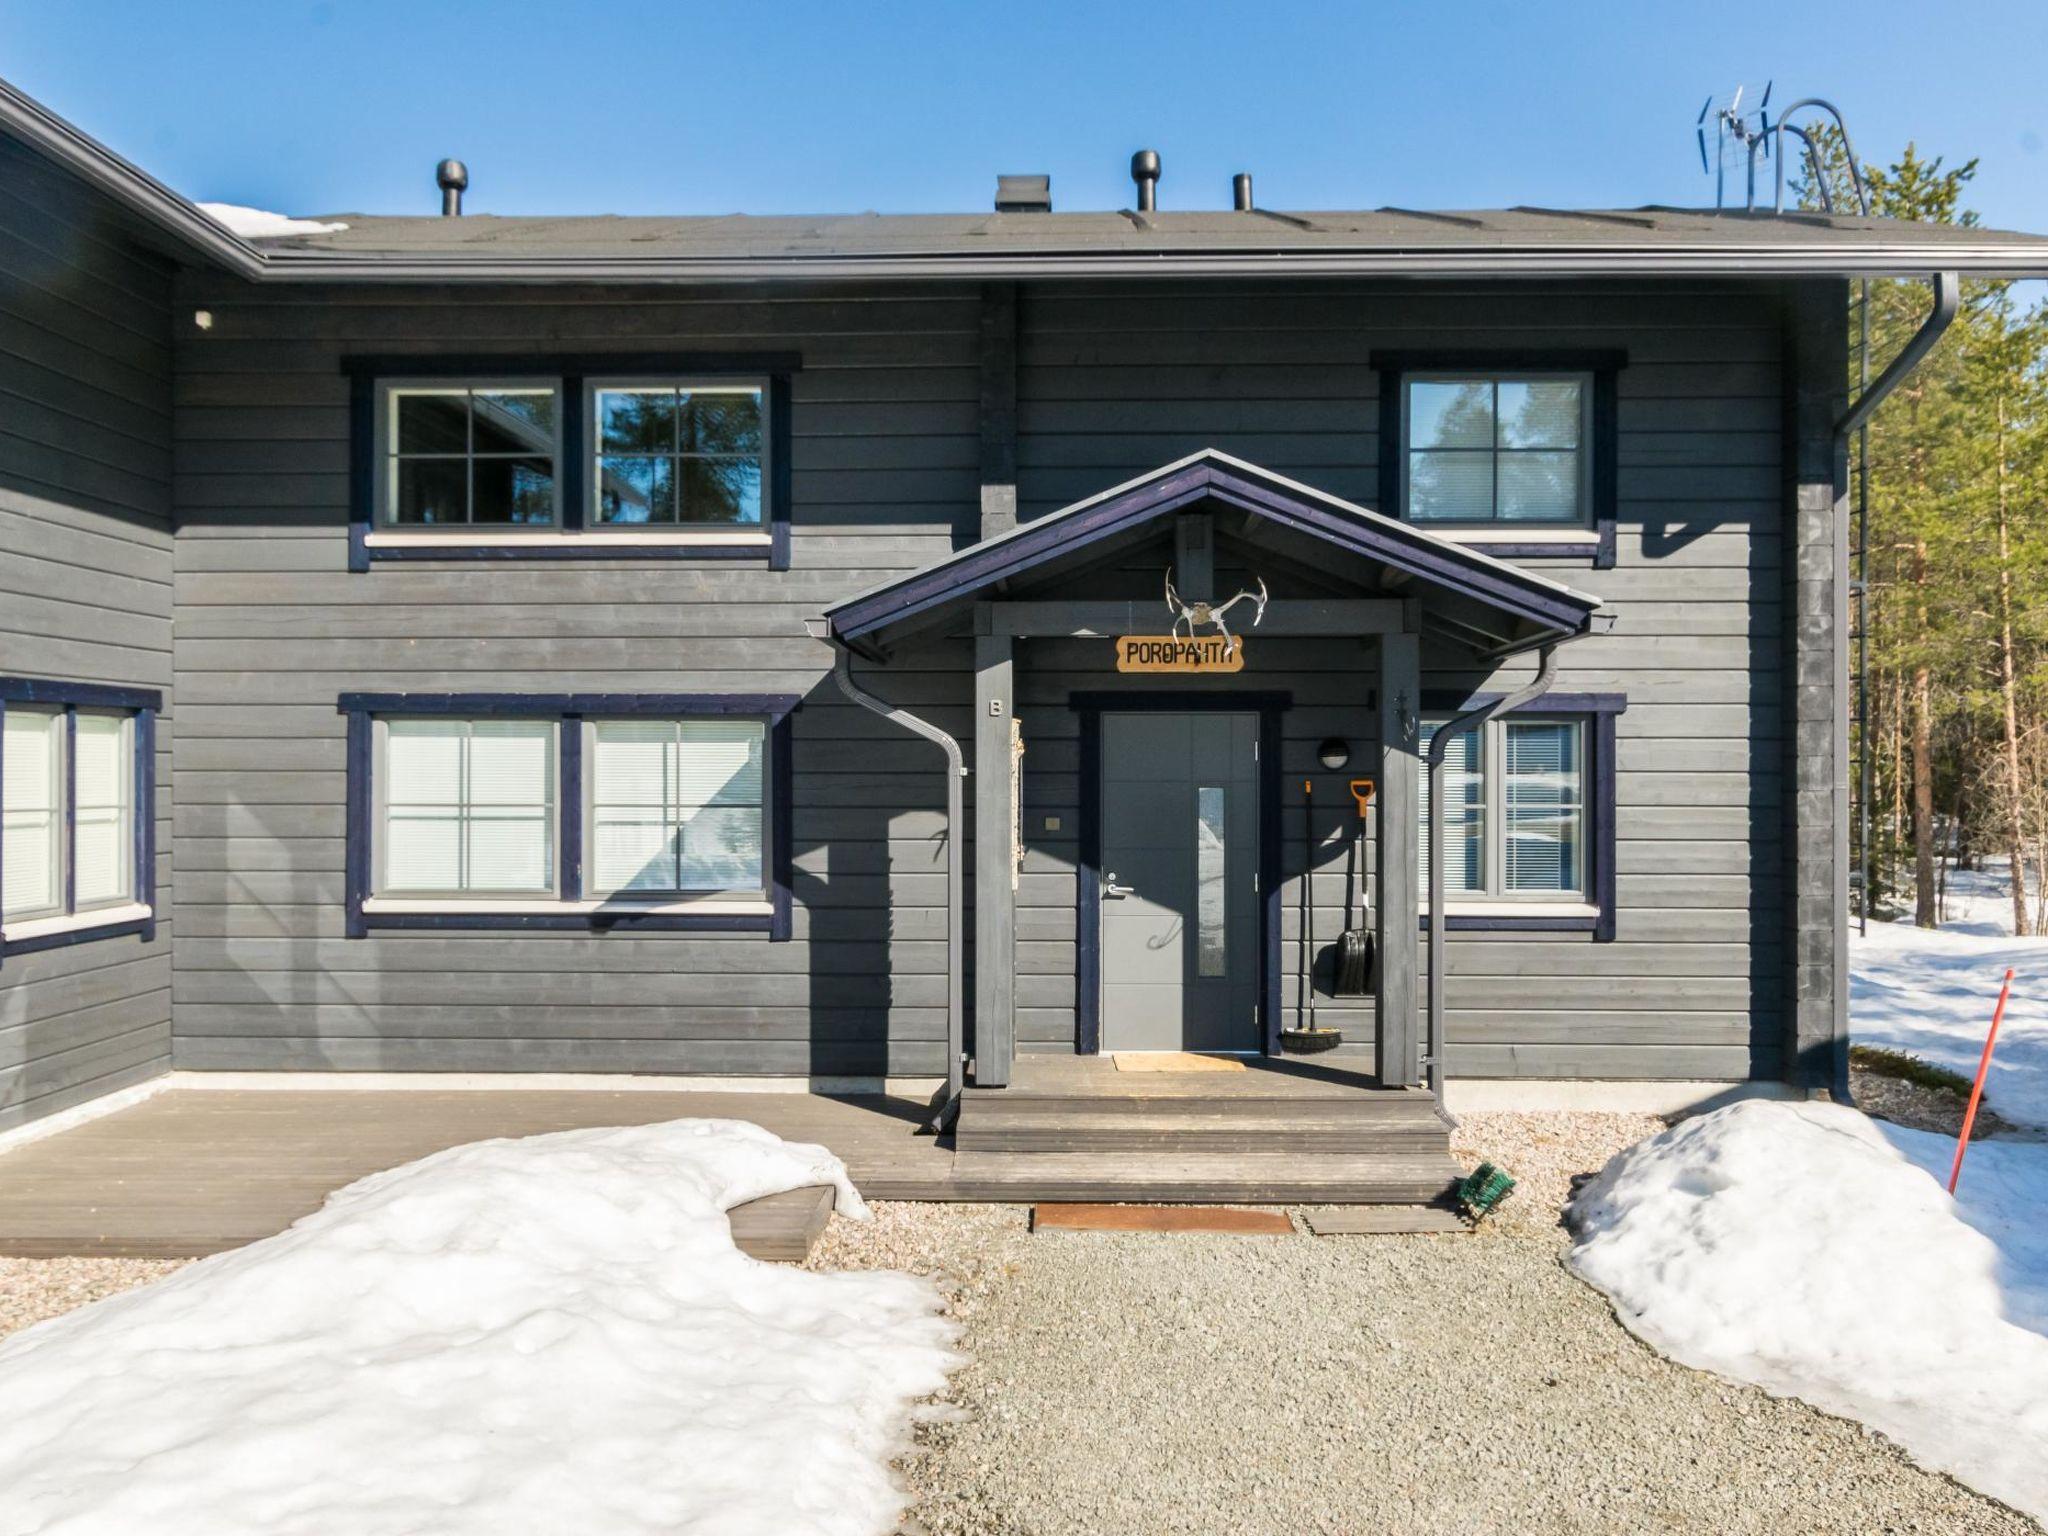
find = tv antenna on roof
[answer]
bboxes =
[1696,83,1774,210]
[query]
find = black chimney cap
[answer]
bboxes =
[995,174,1052,213]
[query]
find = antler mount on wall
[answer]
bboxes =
[1163,567,1269,658]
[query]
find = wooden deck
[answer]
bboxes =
[0,1087,954,1262]
[0,1060,1459,1261]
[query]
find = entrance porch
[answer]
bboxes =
[817,451,1603,1107]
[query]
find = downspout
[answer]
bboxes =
[823,641,968,1129]
[1836,271,1957,441]
[1423,642,1564,1103]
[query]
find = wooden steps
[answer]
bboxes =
[951,1151,1462,1205]
[725,1185,835,1263]
[950,1062,1459,1205]
[958,1109,1450,1155]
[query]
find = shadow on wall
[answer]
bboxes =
[796,654,969,1083]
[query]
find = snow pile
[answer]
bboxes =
[0,1119,961,1536]
[1569,1100,2048,1523]
[1880,1121,2048,1335]
[197,202,347,237]
[1852,905,2045,1130]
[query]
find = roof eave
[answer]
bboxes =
[240,246,2048,283]
[0,78,264,276]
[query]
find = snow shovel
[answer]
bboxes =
[1333,779,1375,997]
[1281,779,1343,1054]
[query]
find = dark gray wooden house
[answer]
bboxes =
[4,79,2045,1198]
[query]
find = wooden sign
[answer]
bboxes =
[1114,634,1245,673]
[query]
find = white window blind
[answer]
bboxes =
[381,719,554,894]
[72,713,132,908]
[1417,716,1586,899]
[2,708,62,917]
[590,719,765,895]
[1417,721,1485,894]
[1504,720,1583,894]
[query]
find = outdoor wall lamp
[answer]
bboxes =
[1317,737,1351,771]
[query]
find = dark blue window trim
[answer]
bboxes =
[1071,690,1290,1057]
[1373,350,1623,571]
[344,353,799,573]
[1418,689,1624,941]
[0,677,160,965]
[337,691,798,938]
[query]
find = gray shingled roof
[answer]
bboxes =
[5,75,2046,284]
[245,205,2048,280]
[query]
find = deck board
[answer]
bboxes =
[0,1064,1457,1258]
[0,1088,959,1259]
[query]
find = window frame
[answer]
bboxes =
[584,376,772,536]
[370,716,563,901]
[1416,691,1625,941]
[581,716,773,903]
[1421,715,1588,902]
[339,692,796,938]
[346,353,797,571]
[1374,349,1623,569]
[374,377,566,533]
[0,678,159,964]
[1400,371,1594,531]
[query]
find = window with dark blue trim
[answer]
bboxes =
[0,678,160,963]
[337,692,796,938]
[1374,350,1623,570]
[344,354,796,571]
[1417,691,1624,941]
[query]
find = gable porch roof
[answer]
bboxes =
[819,451,1604,657]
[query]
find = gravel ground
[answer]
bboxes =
[830,1111,2037,1536]
[4,1115,2035,1534]
[0,1256,186,1345]
[1850,1066,2026,1139]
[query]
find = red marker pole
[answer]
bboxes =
[1948,966,2017,1195]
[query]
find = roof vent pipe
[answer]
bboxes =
[1130,149,1161,212]
[1233,172,1254,211]
[436,159,468,217]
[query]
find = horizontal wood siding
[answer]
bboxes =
[0,135,175,1128]
[1011,282,1783,1081]
[173,275,1783,1082]
[171,279,978,1075]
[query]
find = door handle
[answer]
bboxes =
[1103,872,1136,899]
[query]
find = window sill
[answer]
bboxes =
[355,896,776,933]
[1,903,154,958]
[1417,902,1600,933]
[1427,529,1601,560]
[360,530,772,562]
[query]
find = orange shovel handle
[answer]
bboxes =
[1349,778,1376,816]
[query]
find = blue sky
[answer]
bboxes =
[4,1,2045,230]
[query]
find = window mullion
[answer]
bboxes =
[1487,721,1506,899]
[457,724,472,892]
[61,706,76,917]
[669,721,684,891]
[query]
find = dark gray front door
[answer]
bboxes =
[1099,712,1261,1051]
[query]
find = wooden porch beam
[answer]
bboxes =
[1375,620,1421,1088]
[985,598,1406,638]
[972,616,1017,1086]
[978,283,1019,539]
[1172,511,1215,600]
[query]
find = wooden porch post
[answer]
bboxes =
[1375,622,1421,1087]
[973,609,1017,1086]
